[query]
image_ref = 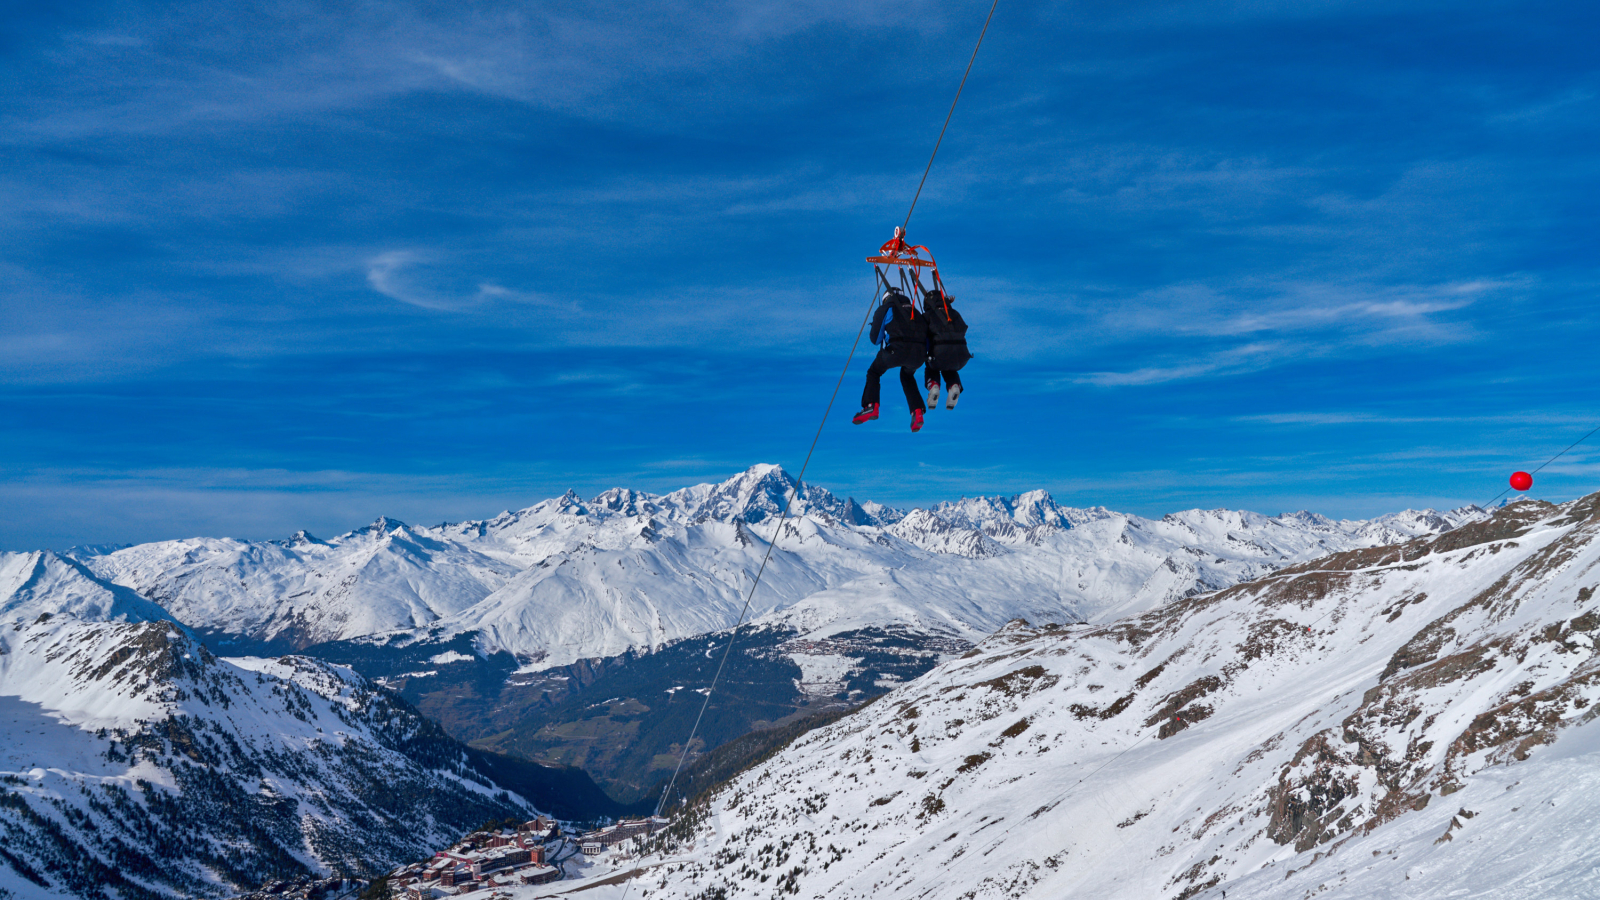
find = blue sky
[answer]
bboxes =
[4,0,1599,548]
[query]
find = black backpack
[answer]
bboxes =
[880,293,922,344]
[925,293,967,343]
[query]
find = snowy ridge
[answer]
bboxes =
[80,520,522,649]
[930,489,1103,532]
[635,495,1600,900]
[0,614,542,900]
[0,551,176,626]
[71,466,1482,671]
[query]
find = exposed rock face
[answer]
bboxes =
[636,496,1600,900]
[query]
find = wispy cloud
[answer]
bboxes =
[7,0,954,145]
[1050,276,1503,386]
[1487,88,1597,126]
[365,251,551,312]
[1183,287,1484,341]
[1071,342,1282,387]
[1108,278,1493,342]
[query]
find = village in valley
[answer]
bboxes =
[380,815,673,899]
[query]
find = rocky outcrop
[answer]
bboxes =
[635,492,1600,900]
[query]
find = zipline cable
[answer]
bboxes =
[949,417,1600,891]
[1290,420,1600,637]
[919,419,1600,896]
[903,0,1002,236]
[615,7,1002,894]
[1479,421,1600,510]
[609,284,879,900]
[649,281,882,821]
[649,0,1004,825]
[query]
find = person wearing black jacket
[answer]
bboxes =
[852,287,928,431]
[921,289,970,409]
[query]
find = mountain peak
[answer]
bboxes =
[0,615,556,898]
[742,462,791,480]
[840,497,893,527]
[591,487,660,518]
[358,516,409,536]
[59,464,1491,668]
[932,491,1074,531]
[555,489,590,516]
[1276,510,1335,528]
[684,463,838,525]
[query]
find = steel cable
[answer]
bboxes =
[903,0,1002,236]
[615,5,1002,893]
[650,279,883,820]
[648,0,1004,826]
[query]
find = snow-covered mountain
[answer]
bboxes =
[1,551,176,625]
[77,521,521,649]
[70,465,1482,672]
[0,602,613,900]
[632,494,1600,900]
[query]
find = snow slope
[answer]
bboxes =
[72,466,1481,671]
[633,494,1600,900]
[0,551,175,625]
[0,612,544,900]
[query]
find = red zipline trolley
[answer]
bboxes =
[867,227,950,316]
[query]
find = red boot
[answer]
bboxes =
[910,408,925,432]
[852,403,880,424]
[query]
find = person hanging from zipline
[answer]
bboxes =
[852,284,928,432]
[921,287,970,409]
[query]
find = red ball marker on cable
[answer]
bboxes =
[1510,471,1533,491]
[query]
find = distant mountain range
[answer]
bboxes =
[59,464,1483,672]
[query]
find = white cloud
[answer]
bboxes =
[365,251,545,311]
[1051,275,1512,387]
[1071,341,1281,387]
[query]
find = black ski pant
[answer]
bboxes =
[925,347,969,392]
[863,346,926,413]
[924,366,963,390]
